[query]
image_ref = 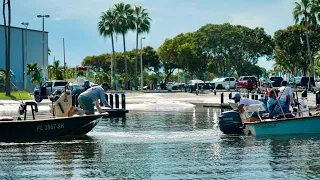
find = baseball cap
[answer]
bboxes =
[232,93,241,99]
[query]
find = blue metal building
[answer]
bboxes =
[0,25,48,91]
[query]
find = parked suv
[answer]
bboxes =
[214,77,236,89]
[186,80,205,93]
[263,76,283,87]
[34,80,68,102]
[290,76,315,91]
[235,76,259,91]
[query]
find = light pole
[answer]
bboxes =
[21,22,29,90]
[37,14,50,80]
[140,37,146,90]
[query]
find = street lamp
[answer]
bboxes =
[37,14,50,80]
[21,22,29,90]
[140,37,146,90]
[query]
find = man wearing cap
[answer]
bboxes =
[232,93,264,113]
[77,82,112,115]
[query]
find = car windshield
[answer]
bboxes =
[294,77,302,82]
[54,81,68,86]
[270,77,283,81]
[243,77,257,81]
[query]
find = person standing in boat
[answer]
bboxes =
[232,93,265,113]
[77,82,112,115]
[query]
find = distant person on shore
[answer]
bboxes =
[77,82,112,115]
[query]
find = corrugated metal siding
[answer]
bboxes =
[0,26,48,91]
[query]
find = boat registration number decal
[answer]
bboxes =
[259,123,276,129]
[37,123,65,131]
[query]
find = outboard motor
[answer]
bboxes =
[219,111,244,134]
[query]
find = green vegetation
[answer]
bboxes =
[0,91,32,100]
[98,3,151,89]
[82,46,160,86]
[26,63,42,84]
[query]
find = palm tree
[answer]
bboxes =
[293,0,320,78]
[3,0,11,95]
[47,60,64,80]
[114,2,135,90]
[133,5,151,90]
[27,63,42,84]
[98,9,117,89]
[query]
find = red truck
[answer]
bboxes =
[235,76,259,91]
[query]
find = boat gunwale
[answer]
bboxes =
[0,114,108,123]
[244,115,320,125]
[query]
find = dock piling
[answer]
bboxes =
[115,94,120,108]
[221,93,224,104]
[110,94,114,108]
[121,94,126,109]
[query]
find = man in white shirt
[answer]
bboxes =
[78,82,112,115]
[232,93,264,113]
[279,81,293,102]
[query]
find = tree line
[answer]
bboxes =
[98,2,151,90]
[86,0,320,87]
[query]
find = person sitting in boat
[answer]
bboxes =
[77,82,112,115]
[267,89,290,118]
[278,80,293,112]
[232,93,265,113]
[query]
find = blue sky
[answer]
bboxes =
[5,0,295,70]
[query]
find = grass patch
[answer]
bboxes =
[0,91,32,100]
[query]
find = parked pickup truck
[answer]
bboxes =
[235,76,259,91]
[34,80,68,102]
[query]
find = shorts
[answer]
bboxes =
[78,95,94,114]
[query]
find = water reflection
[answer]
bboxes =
[1,109,320,179]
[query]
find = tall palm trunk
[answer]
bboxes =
[135,27,139,90]
[305,25,314,77]
[122,33,128,90]
[3,0,11,95]
[111,33,116,90]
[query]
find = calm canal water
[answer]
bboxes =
[1,108,320,179]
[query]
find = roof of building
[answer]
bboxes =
[0,24,48,33]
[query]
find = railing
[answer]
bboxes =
[72,93,126,110]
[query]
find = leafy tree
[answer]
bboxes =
[142,46,162,73]
[95,71,109,84]
[114,2,135,90]
[158,36,183,83]
[82,54,111,73]
[293,0,320,77]
[133,5,151,89]
[47,60,64,80]
[0,68,15,81]
[27,63,42,84]
[98,9,117,86]
[274,24,320,76]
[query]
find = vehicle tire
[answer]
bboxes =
[35,93,42,102]
[216,84,223,89]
